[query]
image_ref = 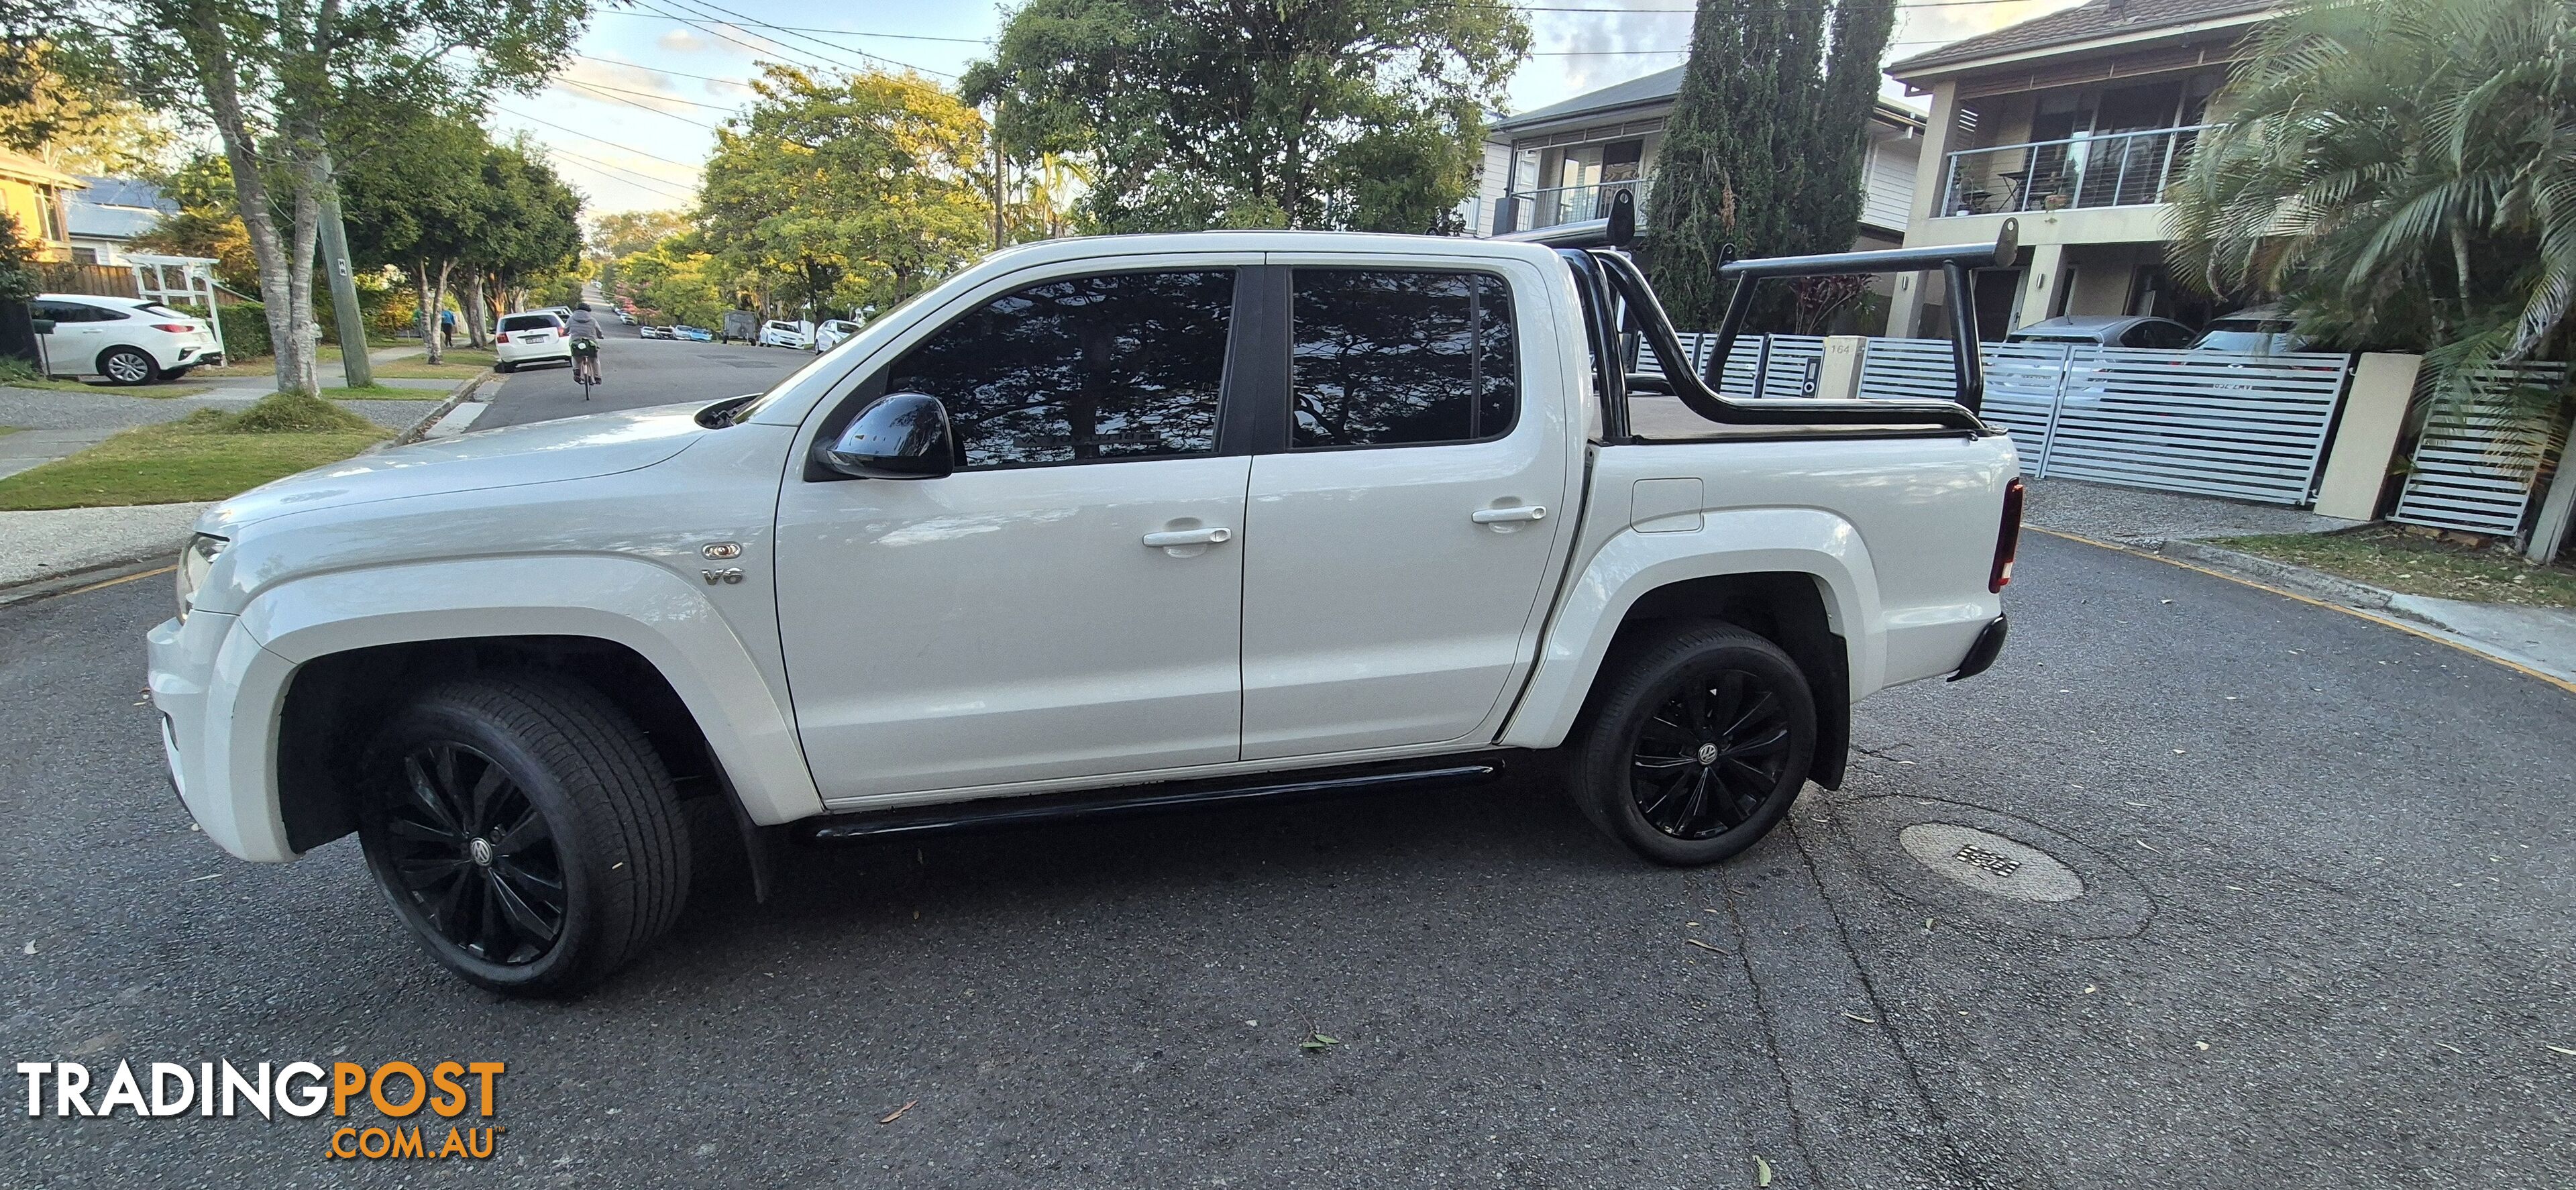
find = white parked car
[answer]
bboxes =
[492,312,571,372]
[28,294,224,384]
[757,320,814,349]
[149,227,2022,995]
[812,319,862,353]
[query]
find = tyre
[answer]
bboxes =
[494,360,515,373]
[99,346,159,386]
[356,673,691,997]
[1570,623,1817,866]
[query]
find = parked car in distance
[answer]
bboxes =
[812,319,863,353]
[758,320,814,350]
[492,312,571,372]
[2006,315,2195,349]
[674,325,714,342]
[2190,305,2312,354]
[27,293,224,384]
[720,310,759,343]
[150,228,2021,995]
[617,311,636,325]
[637,325,672,340]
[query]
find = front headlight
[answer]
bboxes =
[176,533,228,622]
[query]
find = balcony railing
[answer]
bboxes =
[1493,176,1651,235]
[1937,124,2216,218]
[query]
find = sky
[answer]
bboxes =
[494,0,2091,217]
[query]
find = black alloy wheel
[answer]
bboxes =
[1629,667,1795,841]
[372,742,566,965]
[1571,623,1817,866]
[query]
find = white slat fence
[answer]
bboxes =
[2391,364,2572,535]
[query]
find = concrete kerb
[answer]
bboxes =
[390,369,496,447]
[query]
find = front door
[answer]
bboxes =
[774,268,1252,800]
[1238,264,1571,760]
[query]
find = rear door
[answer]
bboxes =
[1236,259,1575,759]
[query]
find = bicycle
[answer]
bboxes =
[570,339,600,400]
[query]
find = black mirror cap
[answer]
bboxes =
[817,391,955,480]
[30,318,54,335]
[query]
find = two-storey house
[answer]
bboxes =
[1881,0,2282,339]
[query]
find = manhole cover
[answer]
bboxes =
[1897,823,2085,902]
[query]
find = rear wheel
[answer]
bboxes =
[356,674,691,997]
[1570,623,1817,866]
[99,346,159,386]
[494,360,515,373]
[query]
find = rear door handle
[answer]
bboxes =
[1142,527,1233,548]
[1470,506,1547,524]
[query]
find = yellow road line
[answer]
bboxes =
[2031,527,2576,696]
[48,564,176,600]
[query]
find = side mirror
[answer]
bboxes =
[816,392,955,480]
[30,318,53,335]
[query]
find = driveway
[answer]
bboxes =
[2,535,2569,1187]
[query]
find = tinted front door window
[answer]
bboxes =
[887,270,1236,468]
[1290,270,1516,449]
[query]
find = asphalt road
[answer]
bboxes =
[6,537,2574,1185]
[474,318,811,431]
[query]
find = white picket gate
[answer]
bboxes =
[1635,333,2359,506]
[2391,364,2572,535]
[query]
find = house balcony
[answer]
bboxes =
[1493,176,1652,235]
[1935,123,2216,219]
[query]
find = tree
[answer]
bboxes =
[963,0,1527,233]
[470,136,582,325]
[1646,0,1896,329]
[698,65,991,319]
[338,111,486,363]
[131,152,260,292]
[105,0,585,394]
[2168,0,2576,420]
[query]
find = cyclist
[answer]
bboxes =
[564,303,607,388]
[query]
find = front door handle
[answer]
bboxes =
[1470,505,1548,525]
[1142,527,1233,548]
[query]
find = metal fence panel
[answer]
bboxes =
[1974,343,2074,476]
[2392,364,2571,535]
[2040,349,2354,503]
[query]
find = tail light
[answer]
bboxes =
[151,323,197,333]
[1990,477,2026,592]
[494,332,509,343]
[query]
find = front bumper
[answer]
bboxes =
[148,610,299,862]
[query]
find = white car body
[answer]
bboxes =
[492,312,571,370]
[757,320,814,350]
[30,293,223,383]
[145,231,2017,993]
[812,319,862,353]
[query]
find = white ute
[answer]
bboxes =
[149,219,2025,995]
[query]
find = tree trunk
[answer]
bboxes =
[183,9,305,395]
[414,265,437,365]
[284,150,325,395]
[462,272,490,347]
[428,260,453,366]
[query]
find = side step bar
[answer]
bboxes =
[795,759,1509,844]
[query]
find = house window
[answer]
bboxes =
[71,246,99,265]
[35,186,63,241]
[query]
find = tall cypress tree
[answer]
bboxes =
[1646,0,1899,329]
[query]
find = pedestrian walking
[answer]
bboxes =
[440,307,456,348]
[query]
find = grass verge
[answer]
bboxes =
[371,349,496,380]
[320,383,450,401]
[2212,525,2576,610]
[0,394,389,511]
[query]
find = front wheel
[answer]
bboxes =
[1570,623,1818,866]
[356,674,692,997]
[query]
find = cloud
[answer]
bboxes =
[549,56,751,117]
[657,29,710,53]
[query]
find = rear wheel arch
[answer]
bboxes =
[1584,571,1851,791]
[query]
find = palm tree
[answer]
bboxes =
[2168,0,2576,434]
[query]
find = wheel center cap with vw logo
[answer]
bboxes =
[1696,743,1721,765]
[468,838,496,867]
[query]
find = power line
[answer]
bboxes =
[558,75,745,116]
[656,0,956,78]
[496,105,710,168]
[538,145,700,201]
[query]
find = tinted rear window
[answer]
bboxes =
[500,315,558,331]
[1290,269,1517,449]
